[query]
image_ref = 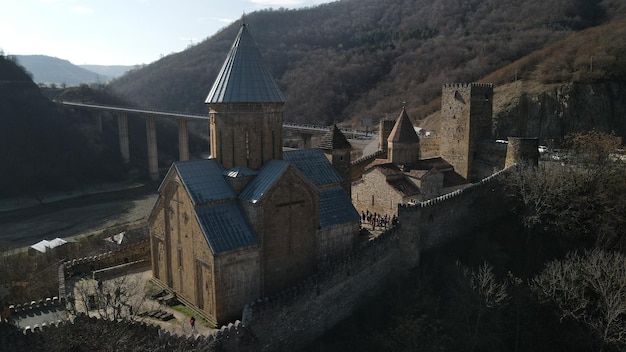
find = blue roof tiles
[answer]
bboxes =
[239,160,289,204]
[319,186,360,228]
[195,202,259,254]
[283,149,342,187]
[172,160,236,205]
[205,24,285,104]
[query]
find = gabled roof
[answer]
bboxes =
[318,125,352,151]
[388,108,419,143]
[319,186,360,228]
[205,23,286,104]
[224,166,258,178]
[412,157,453,171]
[163,160,236,206]
[283,149,342,186]
[239,159,289,204]
[387,178,420,196]
[443,170,469,188]
[30,238,67,253]
[195,202,259,254]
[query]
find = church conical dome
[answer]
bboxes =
[318,125,352,151]
[205,23,286,104]
[388,108,419,143]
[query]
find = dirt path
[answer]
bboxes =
[0,193,157,249]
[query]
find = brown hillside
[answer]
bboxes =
[109,0,626,133]
[419,18,626,141]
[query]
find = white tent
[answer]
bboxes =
[30,238,67,253]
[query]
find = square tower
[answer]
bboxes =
[439,83,493,181]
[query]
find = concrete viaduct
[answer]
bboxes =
[60,101,371,181]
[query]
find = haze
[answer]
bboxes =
[0,0,335,66]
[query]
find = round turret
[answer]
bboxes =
[505,137,539,167]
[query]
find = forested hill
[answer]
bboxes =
[108,0,626,127]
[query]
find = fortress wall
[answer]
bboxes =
[64,240,151,277]
[472,141,508,179]
[398,167,511,250]
[232,168,513,352]
[241,229,399,351]
[350,149,386,181]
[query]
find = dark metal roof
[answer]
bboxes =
[205,24,286,104]
[239,160,289,204]
[318,125,352,151]
[173,160,236,205]
[388,108,419,143]
[443,170,469,188]
[388,177,420,196]
[195,202,259,254]
[283,149,342,186]
[319,186,360,228]
[224,166,258,178]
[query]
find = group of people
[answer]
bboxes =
[361,210,398,231]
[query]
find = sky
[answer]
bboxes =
[0,0,335,66]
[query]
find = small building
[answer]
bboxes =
[29,238,69,256]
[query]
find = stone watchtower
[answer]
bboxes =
[206,23,285,170]
[387,108,420,165]
[378,119,396,153]
[439,83,493,181]
[319,125,352,197]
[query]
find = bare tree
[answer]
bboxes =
[69,273,152,322]
[451,261,509,351]
[532,249,626,351]
[503,131,626,250]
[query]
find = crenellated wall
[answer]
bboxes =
[241,228,400,351]
[398,167,512,250]
[350,149,386,181]
[228,166,513,351]
[13,168,514,352]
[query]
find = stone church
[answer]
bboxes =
[352,107,468,216]
[148,23,360,324]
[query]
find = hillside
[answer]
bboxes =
[419,18,626,141]
[0,56,206,198]
[109,0,626,137]
[15,55,111,86]
[0,55,125,197]
[79,64,133,80]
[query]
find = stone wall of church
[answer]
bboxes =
[213,249,261,324]
[255,167,319,296]
[352,170,404,216]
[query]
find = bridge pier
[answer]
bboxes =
[95,112,104,134]
[117,113,130,164]
[177,118,189,161]
[146,116,159,181]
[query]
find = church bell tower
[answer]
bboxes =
[205,23,286,170]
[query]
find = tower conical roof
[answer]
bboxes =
[205,24,286,104]
[388,108,419,143]
[318,125,352,151]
